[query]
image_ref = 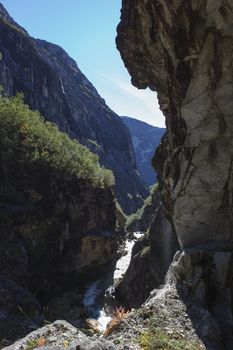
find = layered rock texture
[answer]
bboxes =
[117,0,233,245]
[0,4,148,214]
[116,0,233,348]
[122,116,165,186]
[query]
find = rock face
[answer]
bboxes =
[0,162,117,330]
[2,320,116,350]
[0,143,116,301]
[0,5,148,214]
[159,244,233,350]
[0,93,118,343]
[117,0,233,246]
[122,116,165,186]
[116,0,233,347]
[109,244,233,350]
[126,185,160,232]
[116,203,178,308]
[0,184,116,341]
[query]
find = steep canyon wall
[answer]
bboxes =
[117,0,233,248]
[116,2,233,347]
[0,4,148,214]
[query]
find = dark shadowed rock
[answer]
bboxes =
[0,173,117,301]
[0,93,118,342]
[0,277,43,345]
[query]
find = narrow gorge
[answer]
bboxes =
[1,1,233,350]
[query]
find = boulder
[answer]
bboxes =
[2,320,116,350]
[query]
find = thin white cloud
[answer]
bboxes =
[97,73,165,127]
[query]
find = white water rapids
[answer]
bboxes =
[82,232,143,331]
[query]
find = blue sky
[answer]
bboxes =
[1,0,165,127]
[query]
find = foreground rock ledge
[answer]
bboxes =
[2,321,115,350]
[3,246,232,349]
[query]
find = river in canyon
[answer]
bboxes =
[82,232,143,331]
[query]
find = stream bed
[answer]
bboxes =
[82,232,143,331]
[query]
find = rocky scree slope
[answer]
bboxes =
[115,0,233,349]
[0,94,117,344]
[122,116,165,186]
[0,4,148,214]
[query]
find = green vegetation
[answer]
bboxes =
[116,201,127,220]
[140,328,203,350]
[87,138,101,149]
[25,338,47,350]
[116,201,127,232]
[25,339,39,350]
[140,246,150,257]
[0,94,114,189]
[139,313,204,350]
[126,183,158,228]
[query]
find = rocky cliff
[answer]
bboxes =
[116,1,233,348]
[0,4,148,214]
[117,0,233,246]
[0,94,117,344]
[116,203,178,308]
[122,116,165,186]
[3,1,233,349]
[126,184,160,232]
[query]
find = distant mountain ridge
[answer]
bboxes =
[122,116,165,186]
[0,4,148,214]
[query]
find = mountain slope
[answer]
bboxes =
[0,94,117,342]
[0,4,148,214]
[122,116,165,186]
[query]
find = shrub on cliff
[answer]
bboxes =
[126,183,159,231]
[0,94,114,189]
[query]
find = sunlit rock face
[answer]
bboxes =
[0,5,148,214]
[117,0,233,247]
